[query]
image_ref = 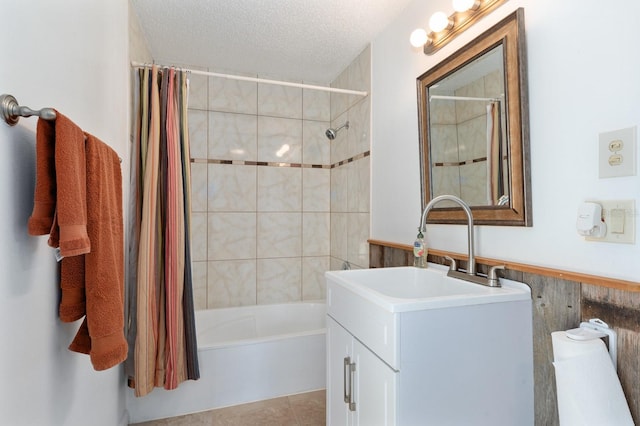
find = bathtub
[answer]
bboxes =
[126,302,326,423]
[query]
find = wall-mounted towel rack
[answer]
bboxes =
[1,94,56,126]
[1,93,122,163]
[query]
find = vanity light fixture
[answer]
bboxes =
[453,0,480,12]
[428,11,453,33]
[410,0,508,54]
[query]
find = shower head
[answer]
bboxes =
[325,121,349,140]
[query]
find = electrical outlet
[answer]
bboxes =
[585,199,635,244]
[599,127,637,178]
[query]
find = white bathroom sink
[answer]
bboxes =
[325,263,531,313]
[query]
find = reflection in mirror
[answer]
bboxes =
[417,8,531,226]
[428,44,508,208]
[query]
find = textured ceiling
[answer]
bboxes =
[131,0,414,84]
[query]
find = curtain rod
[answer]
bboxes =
[430,95,501,102]
[131,62,368,97]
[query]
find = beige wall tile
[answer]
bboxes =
[258,83,302,119]
[187,72,208,110]
[346,158,370,214]
[257,116,303,163]
[459,162,487,205]
[457,115,487,161]
[303,120,330,165]
[257,167,302,212]
[257,258,302,304]
[257,212,302,258]
[356,156,370,213]
[330,164,347,212]
[191,261,208,310]
[207,260,257,308]
[330,212,347,260]
[190,162,208,212]
[455,78,486,123]
[348,97,370,158]
[347,213,369,268]
[431,166,462,201]
[302,256,329,301]
[208,111,257,161]
[430,96,457,125]
[209,75,257,114]
[329,256,345,271]
[208,212,257,260]
[330,68,349,121]
[188,109,208,159]
[302,168,330,212]
[302,213,330,256]
[430,124,459,163]
[330,112,349,163]
[303,87,330,122]
[208,164,257,212]
[191,212,208,261]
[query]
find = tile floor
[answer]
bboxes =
[130,390,326,426]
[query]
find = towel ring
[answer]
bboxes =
[1,94,56,126]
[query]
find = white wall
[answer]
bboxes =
[0,1,130,425]
[372,0,640,282]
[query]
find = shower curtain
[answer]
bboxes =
[127,65,199,397]
[486,101,503,205]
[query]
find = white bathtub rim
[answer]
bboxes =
[195,301,326,350]
[198,327,326,351]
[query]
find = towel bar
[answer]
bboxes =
[1,94,56,126]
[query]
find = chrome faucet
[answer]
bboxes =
[419,195,505,287]
[420,195,476,276]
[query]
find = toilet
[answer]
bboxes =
[551,319,633,426]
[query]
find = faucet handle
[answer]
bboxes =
[443,256,457,272]
[488,265,506,287]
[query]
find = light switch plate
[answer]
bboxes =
[599,126,637,178]
[585,199,635,244]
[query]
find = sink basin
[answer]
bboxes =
[325,263,530,313]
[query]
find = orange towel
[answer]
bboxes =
[28,111,91,256]
[67,134,127,371]
[28,113,89,322]
[27,118,56,236]
[59,256,86,321]
[28,114,126,371]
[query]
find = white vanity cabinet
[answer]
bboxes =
[325,267,535,426]
[327,316,396,426]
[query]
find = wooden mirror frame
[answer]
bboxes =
[417,8,531,226]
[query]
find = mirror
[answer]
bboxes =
[417,8,531,226]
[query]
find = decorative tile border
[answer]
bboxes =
[190,150,370,170]
[433,154,507,167]
[434,156,487,167]
[330,151,370,168]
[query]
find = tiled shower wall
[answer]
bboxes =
[329,47,371,272]
[187,46,370,310]
[430,69,505,206]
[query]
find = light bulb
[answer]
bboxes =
[410,28,428,48]
[452,0,476,12]
[429,12,450,33]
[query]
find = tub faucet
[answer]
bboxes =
[419,195,505,287]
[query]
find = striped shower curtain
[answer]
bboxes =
[127,65,199,397]
[486,101,503,205]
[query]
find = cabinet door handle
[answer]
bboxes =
[343,356,351,403]
[348,360,357,412]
